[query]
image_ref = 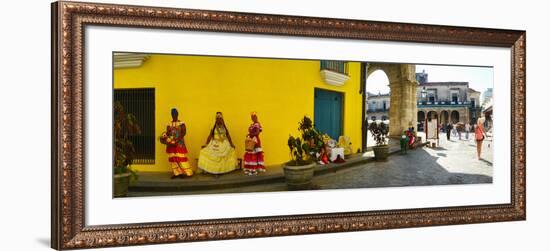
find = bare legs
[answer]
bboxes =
[476,140,483,160]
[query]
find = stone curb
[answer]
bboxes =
[129,145,423,192]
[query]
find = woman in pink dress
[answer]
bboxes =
[243,112,265,175]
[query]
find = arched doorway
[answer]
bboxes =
[366,69,391,94]
[366,63,418,138]
[451,110,460,124]
[440,110,449,124]
[417,111,426,131]
[427,111,438,121]
[417,111,425,122]
[365,69,390,148]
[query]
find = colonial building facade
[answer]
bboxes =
[366,92,390,121]
[115,55,425,173]
[115,54,368,172]
[365,70,482,133]
[481,88,493,130]
[416,72,481,127]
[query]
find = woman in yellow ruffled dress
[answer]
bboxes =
[198,112,238,174]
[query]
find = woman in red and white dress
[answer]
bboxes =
[243,112,265,175]
[162,108,193,179]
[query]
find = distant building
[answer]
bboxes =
[366,92,390,121]
[365,70,483,130]
[416,69,429,85]
[416,71,482,127]
[482,88,493,107]
[417,82,481,126]
[481,88,494,130]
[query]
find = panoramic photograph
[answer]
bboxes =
[112,53,494,198]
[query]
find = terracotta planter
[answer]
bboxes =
[283,162,316,190]
[113,172,131,197]
[373,145,390,161]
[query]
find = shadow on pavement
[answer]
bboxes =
[126,147,493,196]
[313,147,493,190]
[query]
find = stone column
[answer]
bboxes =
[388,64,418,137]
[408,80,418,132]
[389,80,402,137]
[460,107,469,124]
[397,79,418,134]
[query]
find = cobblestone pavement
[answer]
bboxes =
[128,132,492,197]
[313,132,493,190]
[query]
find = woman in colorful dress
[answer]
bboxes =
[198,112,238,174]
[243,112,265,175]
[406,126,416,148]
[162,108,193,179]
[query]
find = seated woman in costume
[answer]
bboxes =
[198,112,238,174]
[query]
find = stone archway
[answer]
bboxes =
[417,111,425,122]
[451,110,460,124]
[440,110,449,124]
[366,63,418,137]
[427,111,439,121]
[417,111,426,131]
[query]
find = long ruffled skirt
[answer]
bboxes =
[198,140,238,174]
[243,148,265,171]
[166,145,193,176]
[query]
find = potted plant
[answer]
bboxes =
[368,121,390,161]
[283,116,324,190]
[113,101,140,197]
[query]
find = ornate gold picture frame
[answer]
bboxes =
[51,1,526,249]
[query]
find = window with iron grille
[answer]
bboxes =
[320,60,348,75]
[114,88,155,164]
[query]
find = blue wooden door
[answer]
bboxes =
[314,89,343,140]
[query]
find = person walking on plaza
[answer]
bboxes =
[446,122,452,141]
[452,123,457,137]
[475,117,487,160]
[465,122,471,140]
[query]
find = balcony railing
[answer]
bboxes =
[320,60,348,75]
[367,108,389,112]
[417,100,479,107]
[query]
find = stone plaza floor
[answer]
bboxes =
[127,132,493,197]
[313,132,493,190]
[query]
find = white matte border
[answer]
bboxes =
[85,26,511,226]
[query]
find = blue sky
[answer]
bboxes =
[366,64,494,101]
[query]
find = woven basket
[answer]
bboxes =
[245,137,256,151]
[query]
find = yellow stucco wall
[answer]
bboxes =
[114,55,363,172]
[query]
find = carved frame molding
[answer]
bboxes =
[51,1,526,249]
